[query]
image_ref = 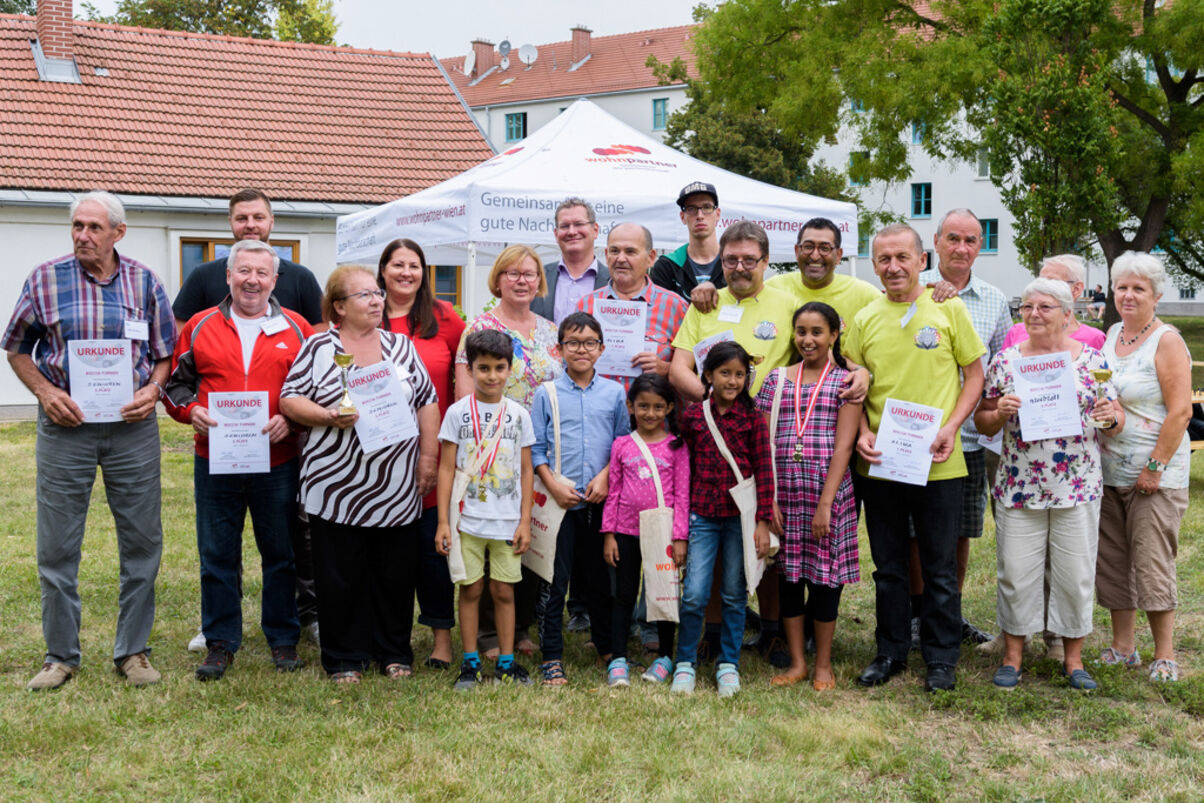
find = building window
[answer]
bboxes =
[504,112,527,142]
[980,219,999,252]
[652,98,669,130]
[911,122,925,144]
[977,148,991,178]
[848,151,869,187]
[432,264,461,307]
[180,238,299,284]
[1179,285,1197,300]
[910,183,932,218]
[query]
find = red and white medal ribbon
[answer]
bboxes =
[469,396,506,480]
[792,359,832,457]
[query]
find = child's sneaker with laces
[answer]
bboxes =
[606,658,630,687]
[642,656,674,684]
[495,662,532,685]
[669,662,696,694]
[453,660,482,691]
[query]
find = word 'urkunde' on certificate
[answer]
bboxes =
[67,339,133,423]
[208,391,271,474]
[1012,351,1083,442]
[348,361,417,453]
[868,398,943,486]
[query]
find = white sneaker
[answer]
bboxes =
[716,662,741,698]
[188,628,206,653]
[669,662,696,694]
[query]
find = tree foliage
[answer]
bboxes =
[83,0,337,45]
[688,0,1204,306]
[0,0,34,14]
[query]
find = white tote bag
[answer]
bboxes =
[702,400,780,597]
[631,433,680,623]
[446,400,509,584]
[526,382,570,583]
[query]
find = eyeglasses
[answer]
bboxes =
[561,338,602,352]
[722,256,764,270]
[1019,303,1062,315]
[682,204,716,216]
[798,242,836,256]
[503,270,539,284]
[556,221,593,232]
[338,289,385,301]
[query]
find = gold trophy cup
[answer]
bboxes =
[333,353,357,416]
[1087,368,1112,428]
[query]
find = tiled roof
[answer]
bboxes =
[0,15,493,203]
[441,25,696,107]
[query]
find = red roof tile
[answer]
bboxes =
[441,25,697,107]
[0,14,493,203]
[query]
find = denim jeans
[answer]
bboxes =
[195,456,300,652]
[675,513,746,667]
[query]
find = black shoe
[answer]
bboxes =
[925,662,956,692]
[961,618,994,645]
[453,660,482,691]
[271,645,304,673]
[910,617,921,651]
[856,655,906,687]
[196,643,234,681]
[494,662,532,685]
[566,612,591,633]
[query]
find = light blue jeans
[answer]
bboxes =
[675,513,746,667]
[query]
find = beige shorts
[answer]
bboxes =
[459,532,522,585]
[1096,485,1189,611]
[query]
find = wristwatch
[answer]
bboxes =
[1147,457,1166,472]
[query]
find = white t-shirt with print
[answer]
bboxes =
[438,395,535,540]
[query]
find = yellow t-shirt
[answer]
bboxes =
[671,284,798,394]
[764,271,882,333]
[842,289,986,481]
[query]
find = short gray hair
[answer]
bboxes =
[1022,277,1074,313]
[555,197,597,225]
[872,223,924,257]
[228,239,280,274]
[936,208,980,237]
[1042,253,1086,286]
[1110,251,1166,297]
[70,191,125,227]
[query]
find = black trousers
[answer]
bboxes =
[310,514,419,674]
[610,533,675,660]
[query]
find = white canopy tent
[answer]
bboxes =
[336,99,859,316]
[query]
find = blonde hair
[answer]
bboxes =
[323,264,376,325]
[487,245,547,298]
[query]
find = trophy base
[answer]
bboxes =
[1085,419,1110,429]
[337,405,357,417]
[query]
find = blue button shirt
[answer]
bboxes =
[531,371,630,509]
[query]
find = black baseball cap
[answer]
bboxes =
[676,181,718,208]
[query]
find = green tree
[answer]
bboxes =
[0,0,35,14]
[690,0,1204,318]
[82,0,336,45]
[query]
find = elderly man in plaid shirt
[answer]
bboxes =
[917,208,1013,647]
[4,191,176,691]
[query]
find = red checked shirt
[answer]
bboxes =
[681,400,774,522]
[576,278,687,391]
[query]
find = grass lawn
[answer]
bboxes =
[2,381,1204,799]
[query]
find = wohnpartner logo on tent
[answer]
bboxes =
[585,144,676,168]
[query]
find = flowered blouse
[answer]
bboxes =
[454,310,561,409]
[984,345,1113,509]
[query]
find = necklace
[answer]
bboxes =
[791,360,832,462]
[1118,317,1155,346]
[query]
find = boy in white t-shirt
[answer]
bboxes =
[436,329,535,688]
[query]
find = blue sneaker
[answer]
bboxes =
[670,662,696,694]
[642,656,674,684]
[716,662,741,698]
[606,658,630,688]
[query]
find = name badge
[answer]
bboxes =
[717,305,743,323]
[124,319,149,340]
[260,316,289,335]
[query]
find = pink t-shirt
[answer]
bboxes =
[1001,320,1106,351]
[601,434,691,541]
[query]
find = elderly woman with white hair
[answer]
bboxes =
[1096,251,1192,682]
[1001,254,1106,351]
[975,277,1122,691]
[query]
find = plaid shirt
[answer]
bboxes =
[2,252,175,391]
[576,278,687,391]
[919,268,1011,450]
[681,400,774,521]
